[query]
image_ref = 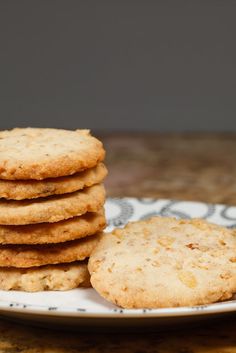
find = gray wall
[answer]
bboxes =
[0,0,235,132]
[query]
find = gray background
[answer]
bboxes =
[0,0,235,132]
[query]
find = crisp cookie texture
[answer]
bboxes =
[0,261,90,291]
[0,209,106,244]
[0,163,107,200]
[0,234,100,268]
[0,184,105,225]
[88,217,236,309]
[0,128,105,180]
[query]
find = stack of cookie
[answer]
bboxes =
[0,128,107,291]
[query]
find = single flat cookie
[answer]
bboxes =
[0,128,105,180]
[0,261,90,291]
[0,163,107,200]
[0,184,105,225]
[0,233,100,268]
[0,208,106,244]
[88,217,236,309]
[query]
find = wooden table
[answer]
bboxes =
[103,133,236,204]
[1,133,236,352]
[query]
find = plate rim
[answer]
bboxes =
[0,299,236,318]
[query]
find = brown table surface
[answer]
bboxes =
[1,132,236,352]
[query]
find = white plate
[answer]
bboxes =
[0,197,236,327]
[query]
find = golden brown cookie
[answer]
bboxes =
[0,261,90,291]
[0,184,105,225]
[0,163,107,200]
[0,128,105,180]
[0,233,100,268]
[88,217,236,308]
[0,209,106,244]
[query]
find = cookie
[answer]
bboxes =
[0,233,100,268]
[0,209,106,245]
[0,261,90,291]
[0,128,105,180]
[0,184,105,225]
[88,217,236,308]
[0,163,107,200]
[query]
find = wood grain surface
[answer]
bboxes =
[103,133,236,204]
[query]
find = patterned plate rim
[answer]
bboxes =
[0,300,236,318]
